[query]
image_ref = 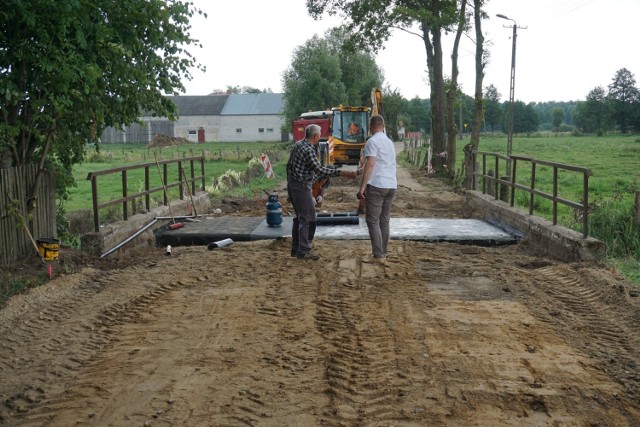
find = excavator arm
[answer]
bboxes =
[371,88,384,118]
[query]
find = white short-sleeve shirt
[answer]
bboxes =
[363,131,397,189]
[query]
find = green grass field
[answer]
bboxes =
[453,133,640,282]
[470,134,640,201]
[65,141,288,214]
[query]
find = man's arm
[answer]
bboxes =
[306,146,357,180]
[357,155,377,199]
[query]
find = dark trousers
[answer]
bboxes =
[288,180,317,255]
[292,218,316,254]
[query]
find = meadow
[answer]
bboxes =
[454,133,640,281]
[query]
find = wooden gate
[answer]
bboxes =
[0,165,57,265]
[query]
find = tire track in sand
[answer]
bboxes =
[0,260,201,426]
[315,250,413,425]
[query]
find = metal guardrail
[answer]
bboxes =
[86,156,205,232]
[472,151,592,238]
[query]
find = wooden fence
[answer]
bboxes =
[0,165,57,265]
[86,156,205,232]
[403,136,430,168]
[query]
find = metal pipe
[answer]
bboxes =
[207,238,234,250]
[100,218,159,258]
[154,215,197,220]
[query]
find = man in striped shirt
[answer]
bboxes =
[287,124,357,260]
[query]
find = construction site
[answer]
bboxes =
[1,156,639,426]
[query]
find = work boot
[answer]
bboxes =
[291,249,297,257]
[297,252,320,261]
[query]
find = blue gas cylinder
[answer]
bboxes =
[266,193,282,227]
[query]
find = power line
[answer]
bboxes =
[523,0,598,24]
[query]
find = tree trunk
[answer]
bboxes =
[466,0,486,188]
[421,18,447,175]
[446,0,467,177]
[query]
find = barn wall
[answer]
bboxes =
[173,115,222,142]
[220,115,284,142]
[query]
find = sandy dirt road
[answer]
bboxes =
[1,160,640,426]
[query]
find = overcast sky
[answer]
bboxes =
[181,0,640,103]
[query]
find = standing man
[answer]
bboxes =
[357,115,397,264]
[287,124,357,260]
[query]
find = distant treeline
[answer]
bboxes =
[399,68,640,136]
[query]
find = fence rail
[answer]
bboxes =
[86,156,205,232]
[472,151,592,237]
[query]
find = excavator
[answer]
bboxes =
[293,88,384,211]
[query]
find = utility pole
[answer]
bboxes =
[497,14,526,175]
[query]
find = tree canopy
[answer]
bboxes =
[307,0,487,175]
[281,29,383,125]
[0,0,205,174]
[608,68,640,133]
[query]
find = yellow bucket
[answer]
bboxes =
[37,238,60,261]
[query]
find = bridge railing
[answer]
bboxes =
[472,151,592,238]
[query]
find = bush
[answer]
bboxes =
[589,195,640,259]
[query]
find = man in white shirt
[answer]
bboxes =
[357,115,397,264]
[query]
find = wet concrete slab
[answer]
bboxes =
[155,216,518,248]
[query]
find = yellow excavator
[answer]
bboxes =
[325,88,384,166]
[306,88,384,211]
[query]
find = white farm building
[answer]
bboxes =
[100,93,286,144]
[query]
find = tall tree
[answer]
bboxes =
[280,31,383,125]
[379,87,406,141]
[0,0,204,202]
[608,68,640,133]
[504,101,539,133]
[551,107,564,131]
[575,86,613,135]
[406,97,431,134]
[326,29,385,108]
[469,0,487,149]
[483,84,502,132]
[281,36,345,124]
[445,0,468,175]
[307,0,461,175]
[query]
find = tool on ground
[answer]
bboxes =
[154,153,176,224]
[181,168,198,217]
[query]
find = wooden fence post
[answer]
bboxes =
[635,190,640,223]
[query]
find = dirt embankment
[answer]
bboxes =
[1,164,639,426]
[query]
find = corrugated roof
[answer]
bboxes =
[221,93,284,115]
[166,95,229,116]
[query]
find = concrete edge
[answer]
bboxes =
[466,190,606,262]
[80,191,211,257]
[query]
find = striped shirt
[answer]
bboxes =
[286,139,340,183]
